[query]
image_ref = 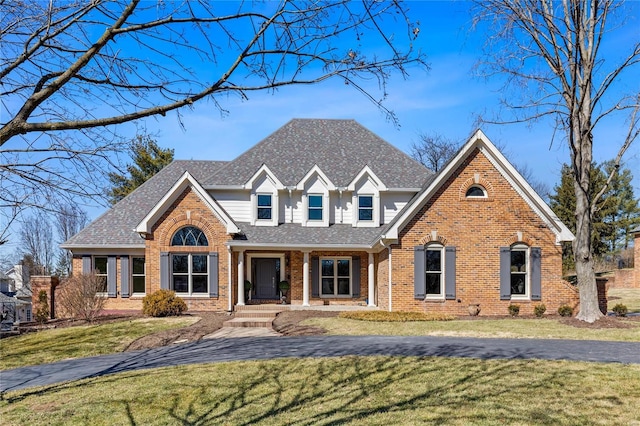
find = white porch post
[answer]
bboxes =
[303,251,310,306]
[388,246,393,312]
[368,252,376,307]
[237,250,245,306]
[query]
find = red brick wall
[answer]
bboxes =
[31,276,59,319]
[384,148,579,316]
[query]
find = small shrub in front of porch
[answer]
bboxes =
[339,311,455,322]
[142,290,187,317]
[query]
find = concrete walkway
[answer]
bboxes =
[2,336,639,393]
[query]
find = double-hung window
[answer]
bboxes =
[425,245,444,297]
[308,195,323,221]
[132,257,146,294]
[510,245,528,297]
[321,258,351,296]
[172,254,208,294]
[93,256,108,293]
[257,194,272,220]
[358,195,373,221]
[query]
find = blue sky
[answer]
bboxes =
[141,0,639,195]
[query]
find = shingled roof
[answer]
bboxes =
[62,160,227,248]
[202,119,432,188]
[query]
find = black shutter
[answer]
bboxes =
[500,247,511,300]
[107,256,117,297]
[530,247,542,300]
[120,256,130,298]
[445,246,456,300]
[414,246,425,299]
[352,256,361,297]
[160,252,170,290]
[311,256,319,297]
[209,252,219,297]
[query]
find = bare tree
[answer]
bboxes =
[19,211,55,275]
[0,1,426,242]
[474,0,640,322]
[410,133,460,172]
[53,202,89,276]
[57,272,107,322]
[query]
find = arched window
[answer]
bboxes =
[465,185,487,198]
[171,226,208,246]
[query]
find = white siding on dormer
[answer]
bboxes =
[381,192,414,224]
[342,191,353,224]
[302,175,330,227]
[291,192,303,224]
[251,173,279,226]
[352,176,380,227]
[210,190,251,223]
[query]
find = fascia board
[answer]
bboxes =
[347,165,388,191]
[227,241,373,250]
[295,165,336,190]
[244,164,285,190]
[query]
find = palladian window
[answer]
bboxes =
[171,226,208,246]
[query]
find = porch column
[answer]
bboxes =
[303,251,310,306]
[368,252,376,307]
[237,250,245,306]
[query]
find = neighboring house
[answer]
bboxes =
[62,119,578,315]
[0,264,32,324]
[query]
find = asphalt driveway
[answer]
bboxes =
[2,335,639,393]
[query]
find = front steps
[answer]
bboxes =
[223,304,289,328]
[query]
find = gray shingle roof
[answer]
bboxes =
[203,119,432,188]
[62,160,227,248]
[232,223,384,247]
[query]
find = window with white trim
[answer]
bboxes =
[132,257,146,294]
[321,257,351,296]
[425,245,444,298]
[510,244,528,297]
[93,256,108,293]
[308,194,323,221]
[172,254,208,295]
[257,194,272,220]
[358,195,373,221]
[466,185,487,198]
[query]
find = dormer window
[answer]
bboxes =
[257,194,272,220]
[358,195,373,221]
[466,185,487,198]
[308,195,323,221]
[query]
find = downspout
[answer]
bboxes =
[227,246,233,312]
[380,239,392,312]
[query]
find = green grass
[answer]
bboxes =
[2,357,639,425]
[302,317,640,341]
[0,317,198,370]
[608,288,640,313]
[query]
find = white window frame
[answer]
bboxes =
[171,253,209,296]
[320,257,352,298]
[425,245,445,300]
[256,193,273,221]
[465,185,487,198]
[510,244,529,300]
[358,195,374,222]
[307,194,323,222]
[131,256,146,296]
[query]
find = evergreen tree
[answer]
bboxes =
[599,161,640,253]
[108,136,174,204]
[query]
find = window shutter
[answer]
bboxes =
[209,252,219,297]
[160,252,170,290]
[414,246,425,299]
[530,247,542,300]
[82,256,91,274]
[500,247,511,300]
[120,256,130,298]
[352,256,361,297]
[311,256,319,297]
[107,256,117,297]
[445,246,456,300]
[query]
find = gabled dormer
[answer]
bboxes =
[348,166,387,227]
[245,164,284,226]
[296,165,335,227]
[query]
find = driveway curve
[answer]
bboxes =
[2,335,639,392]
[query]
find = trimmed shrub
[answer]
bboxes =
[142,289,187,317]
[558,304,574,317]
[534,303,547,318]
[612,303,628,317]
[339,311,455,322]
[508,304,520,317]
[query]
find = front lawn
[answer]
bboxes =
[2,357,639,425]
[0,316,198,371]
[608,288,640,313]
[303,316,640,341]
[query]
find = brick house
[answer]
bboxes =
[62,119,579,315]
